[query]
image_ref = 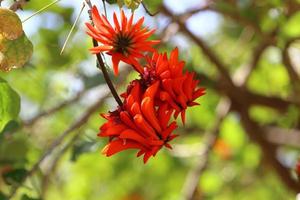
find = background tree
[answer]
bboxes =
[0,0,300,199]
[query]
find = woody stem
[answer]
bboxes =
[92,39,123,107]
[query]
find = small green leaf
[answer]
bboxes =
[105,0,117,4]
[113,0,143,10]
[0,79,20,132]
[124,0,132,7]
[3,168,27,185]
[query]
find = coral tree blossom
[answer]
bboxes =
[85,6,159,75]
[142,48,205,124]
[99,81,178,163]
[86,5,205,163]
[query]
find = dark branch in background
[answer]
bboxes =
[85,0,123,107]
[282,37,300,99]
[41,129,83,198]
[182,98,231,200]
[7,89,111,199]
[265,126,300,148]
[9,0,29,11]
[23,91,85,127]
[161,6,235,89]
[237,105,300,192]
[182,36,271,199]
[161,3,300,194]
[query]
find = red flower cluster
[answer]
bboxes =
[99,81,178,163]
[86,6,205,163]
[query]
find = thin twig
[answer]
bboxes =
[23,90,85,127]
[102,0,107,17]
[60,2,85,55]
[181,98,231,200]
[22,0,62,23]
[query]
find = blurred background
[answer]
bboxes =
[1,0,300,199]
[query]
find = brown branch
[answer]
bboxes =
[236,103,300,192]
[161,5,235,89]
[199,72,298,112]
[162,4,300,193]
[9,0,28,11]
[23,91,85,127]
[282,38,300,99]
[265,126,300,148]
[233,40,274,86]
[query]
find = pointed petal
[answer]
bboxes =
[112,54,121,75]
[102,139,143,156]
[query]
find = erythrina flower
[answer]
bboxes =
[99,81,178,163]
[86,6,159,75]
[141,48,205,124]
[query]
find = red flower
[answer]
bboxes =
[142,48,205,124]
[86,6,159,75]
[99,81,178,163]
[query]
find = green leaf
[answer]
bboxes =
[0,79,20,132]
[283,11,300,37]
[3,168,27,185]
[0,134,29,164]
[0,33,33,71]
[200,171,223,195]
[21,194,42,200]
[0,120,20,135]
[0,192,7,200]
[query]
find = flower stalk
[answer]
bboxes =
[93,38,123,106]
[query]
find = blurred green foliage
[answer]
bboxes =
[0,0,299,199]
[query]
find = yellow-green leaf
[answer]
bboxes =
[0,8,23,40]
[0,33,33,72]
[0,78,20,132]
